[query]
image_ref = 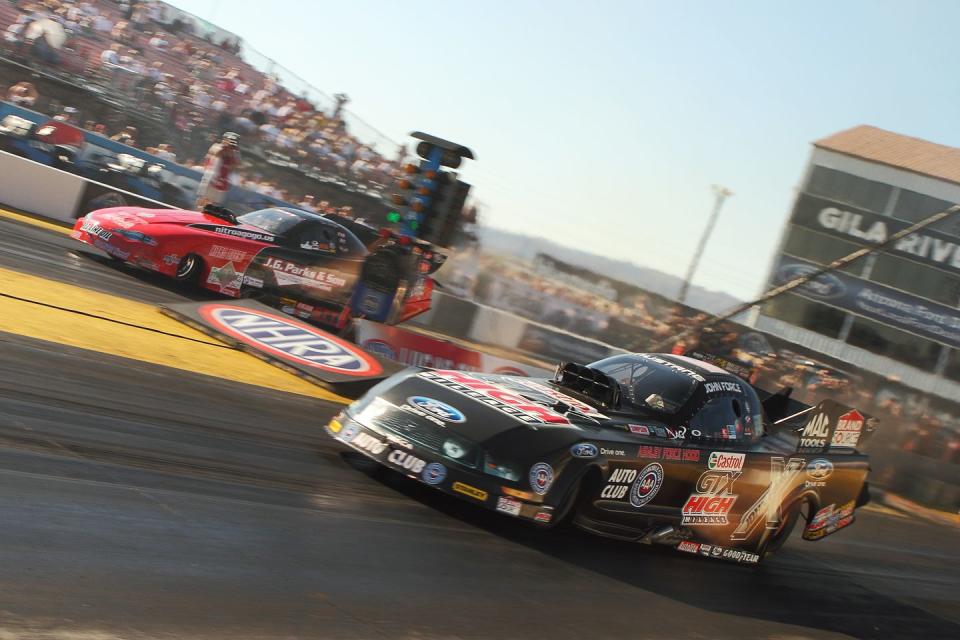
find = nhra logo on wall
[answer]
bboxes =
[199,304,382,375]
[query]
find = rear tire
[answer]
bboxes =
[174,254,202,283]
[758,502,803,560]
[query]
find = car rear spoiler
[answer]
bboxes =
[681,351,878,452]
[773,398,878,454]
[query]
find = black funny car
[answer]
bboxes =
[326,352,876,564]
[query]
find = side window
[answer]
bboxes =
[295,224,338,253]
[689,395,747,443]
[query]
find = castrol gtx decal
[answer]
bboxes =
[199,304,382,375]
[419,370,575,425]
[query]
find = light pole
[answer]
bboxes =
[678,185,733,305]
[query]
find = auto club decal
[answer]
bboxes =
[199,304,382,375]
[629,463,664,507]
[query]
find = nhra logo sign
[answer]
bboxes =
[200,304,381,375]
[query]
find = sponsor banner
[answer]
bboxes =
[354,320,551,377]
[773,256,960,349]
[790,193,960,275]
[162,299,400,394]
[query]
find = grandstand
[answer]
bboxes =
[0,0,402,211]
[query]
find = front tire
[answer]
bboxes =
[174,253,203,283]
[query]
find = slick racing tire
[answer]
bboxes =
[757,502,803,561]
[174,253,203,283]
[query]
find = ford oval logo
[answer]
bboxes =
[570,443,599,458]
[775,264,846,300]
[407,396,466,423]
[200,304,381,375]
[807,458,834,480]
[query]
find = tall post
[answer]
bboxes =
[678,185,733,304]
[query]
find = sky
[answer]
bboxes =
[171,0,960,301]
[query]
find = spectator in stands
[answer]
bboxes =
[111,19,127,40]
[297,194,317,212]
[154,142,176,161]
[99,42,121,85]
[110,125,138,147]
[3,11,29,50]
[7,81,39,107]
[93,12,113,35]
[148,31,169,51]
[196,131,241,208]
[53,106,79,125]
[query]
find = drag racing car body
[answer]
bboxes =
[327,353,876,564]
[72,205,443,328]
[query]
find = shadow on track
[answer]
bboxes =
[343,453,959,640]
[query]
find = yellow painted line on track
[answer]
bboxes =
[0,207,72,235]
[0,265,349,403]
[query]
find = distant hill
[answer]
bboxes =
[475,226,743,314]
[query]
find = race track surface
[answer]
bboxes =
[0,213,958,640]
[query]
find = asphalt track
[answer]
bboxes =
[0,212,958,639]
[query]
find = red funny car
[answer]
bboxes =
[72,205,443,328]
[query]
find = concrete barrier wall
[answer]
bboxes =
[0,149,85,222]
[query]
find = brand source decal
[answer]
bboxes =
[200,304,381,375]
[406,396,466,423]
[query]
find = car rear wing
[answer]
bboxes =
[681,351,878,452]
[774,398,877,454]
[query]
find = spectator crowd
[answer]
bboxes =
[0,0,405,206]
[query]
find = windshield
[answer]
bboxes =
[236,208,303,235]
[590,354,698,414]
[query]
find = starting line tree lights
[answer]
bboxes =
[388,132,474,247]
